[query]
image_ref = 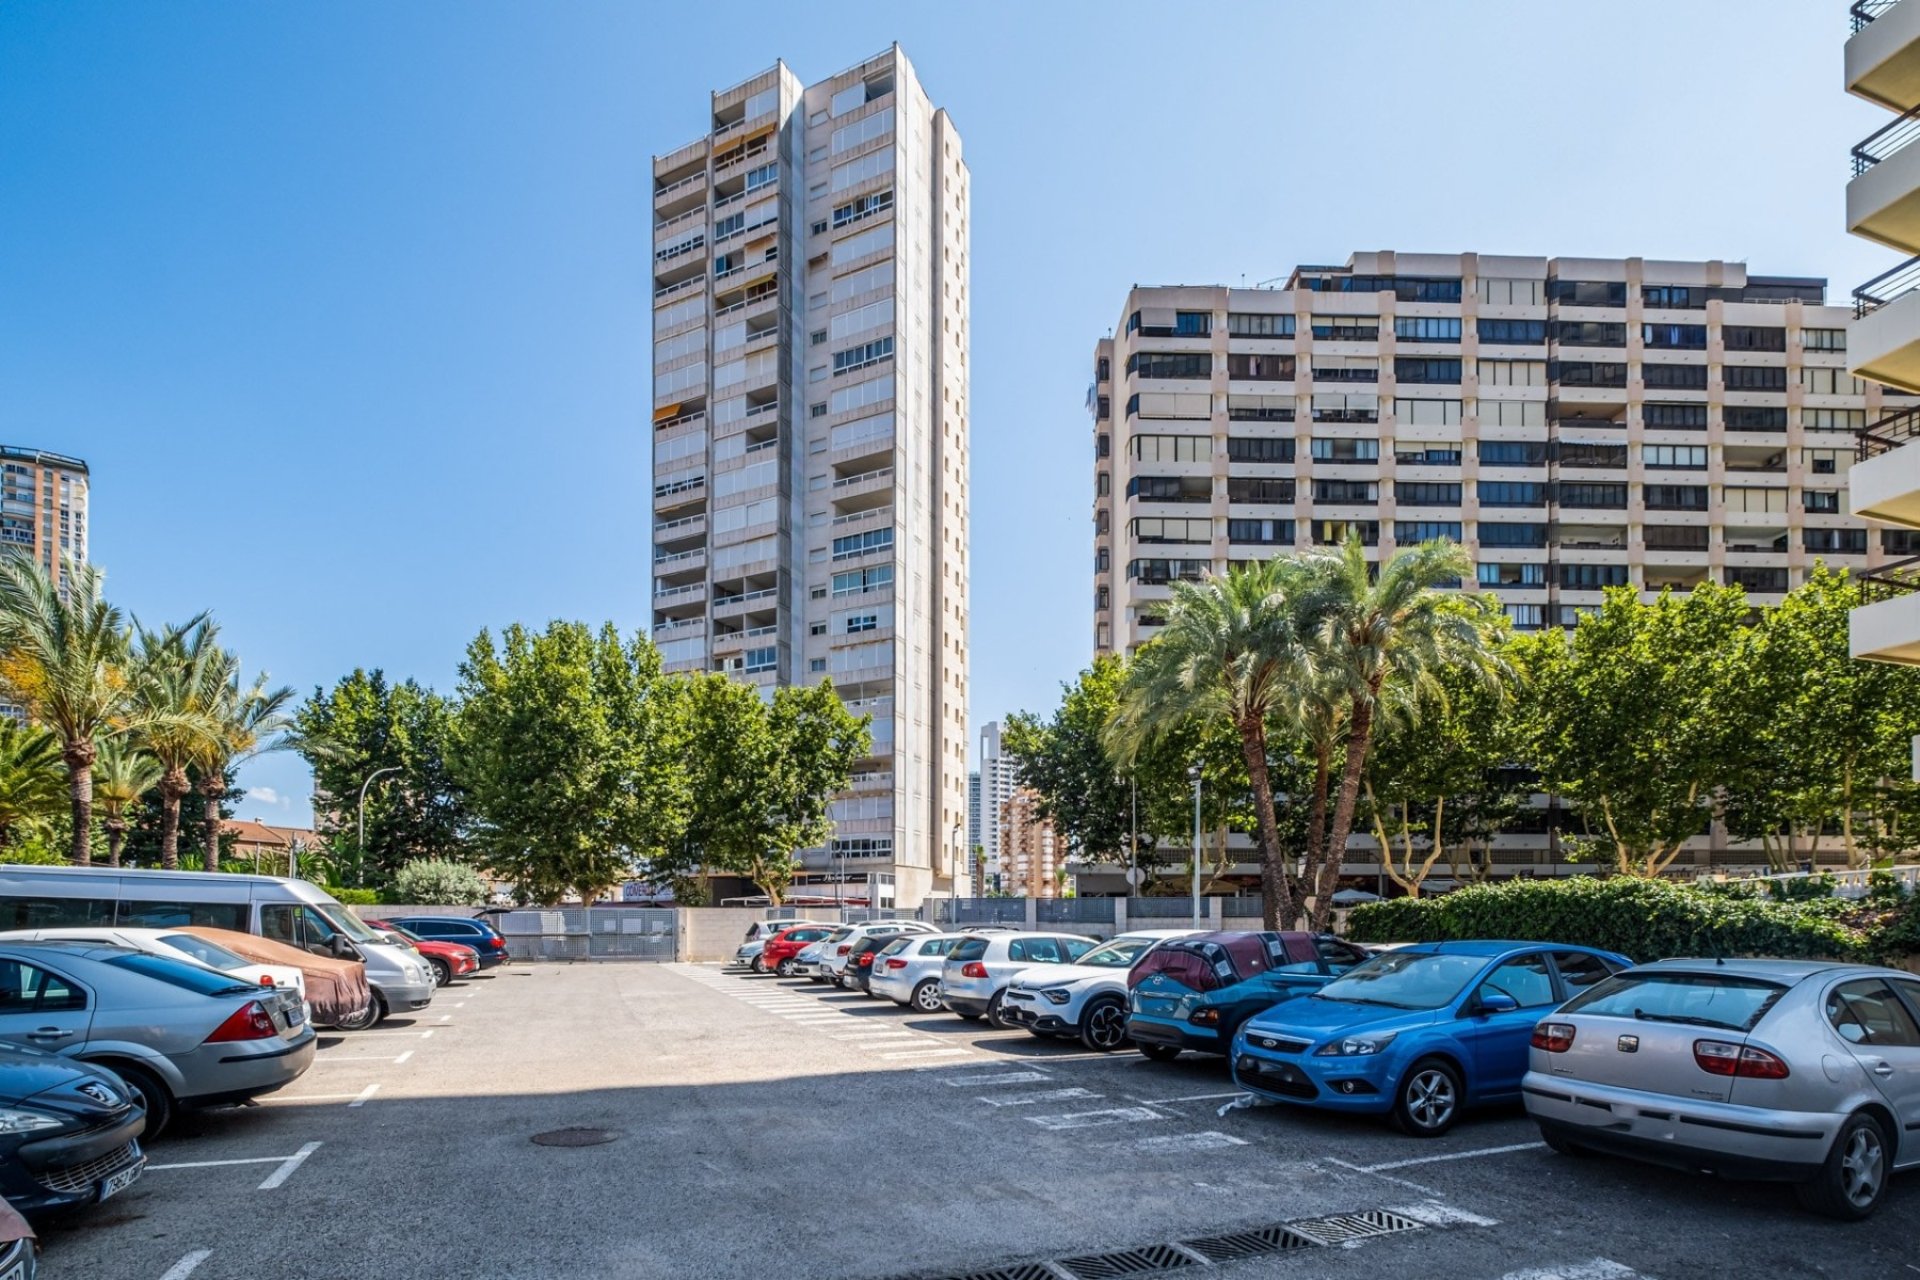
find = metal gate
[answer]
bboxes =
[496,908,677,961]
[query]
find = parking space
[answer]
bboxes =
[44,963,1920,1280]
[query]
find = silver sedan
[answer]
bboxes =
[1523,957,1920,1219]
[0,941,315,1137]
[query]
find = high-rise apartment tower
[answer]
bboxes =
[0,447,88,590]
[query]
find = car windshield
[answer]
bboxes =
[878,939,912,956]
[155,933,249,970]
[1313,951,1489,1010]
[308,900,380,944]
[1075,938,1154,969]
[1561,971,1787,1032]
[825,928,855,944]
[102,951,263,997]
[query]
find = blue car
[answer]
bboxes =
[1231,940,1630,1136]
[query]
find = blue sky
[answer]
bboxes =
[0,1,1887,826]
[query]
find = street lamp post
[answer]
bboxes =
[357,766,401,885]
[1188,764,1203,928]
[949,820,963,908]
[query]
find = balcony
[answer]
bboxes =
[653,169,708,220]
[653,512,707,542]
[1848,0,1920,111]
[712,624,778,653]
[1851,256,1920,391]
[1853,409,1920,524]
[1852,556,1920,662]
[713,586,779,618]
[1850,104,1920,254]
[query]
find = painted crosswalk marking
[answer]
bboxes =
[977,1087,1100,1108]
[1027,1106,1164,1131]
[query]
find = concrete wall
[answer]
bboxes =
[675,907,766,963]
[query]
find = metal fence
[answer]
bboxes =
[495,908,676,961]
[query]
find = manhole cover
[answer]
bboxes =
[530,1127,619,1147]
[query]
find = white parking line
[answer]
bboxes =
[939,1068,1051,1086]
[977,1087,1101,1108]
[149,1156,300,1171]
[350,1083,380,1107]
[1124,1131,1247,1153]
[1325,1157,1441,1197]
[1135,1091,1246,1105]
[1027,1106,1164,1131]
[394,1050,414,1065]
[1500,1262,1642,1280]
[882,1047,973,1059]
[314,1054,410,1064]
[258,1141,321,1190]
[1360,1141,1545,1172]
[1392,1202,1501,1228]
[158,1250,213,1280]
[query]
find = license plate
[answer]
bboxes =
[0,1256,24,1280]
[287,1003,305,1026]
[99,1158,144,1202]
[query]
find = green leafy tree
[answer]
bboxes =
[391,858,489,906]
[196,656,295,873]
[0,721,67,851]
[452,622,687,906]
[126,620,225,869]
[92,737,162,866]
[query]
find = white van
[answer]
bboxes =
[0,865,435,1026]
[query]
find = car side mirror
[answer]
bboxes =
[1478,993,1519,1014]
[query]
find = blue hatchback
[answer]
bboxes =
[1230,940,1630,1136]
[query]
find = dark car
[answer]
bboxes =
[0,1044,146,1215]
[844,933,913,995]
[385,917,508,969]
[1126,932,1372,1062]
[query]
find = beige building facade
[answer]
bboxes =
[998,789,1060,899]
[649,48,970,908]
[1,446,88,591]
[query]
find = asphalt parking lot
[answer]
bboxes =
[39,963,1920,1280]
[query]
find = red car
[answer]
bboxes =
[367,918,480,987]
[760,925,836,977]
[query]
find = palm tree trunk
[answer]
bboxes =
[202,781,225,873]
[105,820,125,867]
[157,768,190,870]
[1237,716,1294,931]
[1312,693,1378,930]
[62,739,95,866]
[1298,741,1330,919]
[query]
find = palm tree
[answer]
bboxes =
[197,654,296,873]
[1293,537,1502,928]
[1107,557,1311,930]
[94,736,163,866]
[127,620,224,869]
[0,556,132,863]
[0,721,69,850]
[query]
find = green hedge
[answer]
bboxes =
[1344,876,1869,964]
[326,886,381,906]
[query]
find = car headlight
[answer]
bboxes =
[0,1107,64,1135]
[1040,987,1071,1006]
[1315,1032,1397,1057]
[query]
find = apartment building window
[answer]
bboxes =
[1096,396,1110,421]
[1132,516,1212,543]
[831,190,894,228]
[1479,441,1546,467]
[1396,520,1461,542]
[1479,562,1547,588]
[1723,365,1787,392]
[1313,519,1379,545]
[1227,353,1296,380]
[1550,361,1628,387]
[1726,566,1789,593]
[1476,318,1546,345]
[1804,409,1864,432]
[1309,275,1462,303]
[831,565,894,598]
[1096,357,1111,381]
[846,613,881,634]
[1643,444,1707,469]
[1096,472,1110,497]
[1175,311,1212,336]
[1310,437,1379,463]
[1644,323,1709,350]
[1645,484,1709,511]
[742,647,778,674]
[1228,395,1294,422]
[1482,400,1548,427]
[1644,403,1708,429]
[743,163,778,192]
[1127,351,1212,380]
[712,211,746,240]
[1885,529,1920,554]
[1226,477,1296,504]
[1555,320,1628,347]
[1227,518,1294,544]
[1802,328,1847,352]
[1504,603,1546,630]
[1801,368,1866,396]
[1313,357,1378,382]
[1394,316,1461,343]
[1313,479,1379,503]
[832,527,894,560]
[1127,558,1209,584]
[1804,490,1840,514]
[1095,546,1110,574]
[1558,483,1628,508]
[1225,436,1294,463]
[1804,448,1849,475]
[830,106,895,154]
[1478,359,1547,386]
[1553,441,1628,468]
[1727,406,1788,431]
[1804,528,1867,554]
[1643,363,1709,389]
[1126,475,1211,502]
[1227,312,1295,337]
[1311,316,1380,341]
[1095,509,1110,535]
[1394,398,1462,425]
[1560,564,1630,589]
[1478,481,1547,507]
[833,337,894,374]
[1546,280,1626,307]
[1478,522,1548,547]
[1095,585,1110,611]
[1726,486,1788,514]
[1642,285,1704,309]
[1394,357,1462,384]
[1397,482,1463,506]
[1644,525,1709,550]
[1724,326,1786,352]
[1397,445,1463,466]
[1133,434,1210,463]
[1479,277,1544,305]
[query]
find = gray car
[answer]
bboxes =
[939,932,1097,1026]
[1523,957,1920,1219]
[0,941,315,1137]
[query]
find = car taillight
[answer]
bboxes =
[1189,1008,1220,1026]
[961,962,988,979]
[886,958,908,970]
[206,1000,277,1043]
[837,945,852,955]
[1531,1023,1576,1053]
[1693,1040,1789,1079]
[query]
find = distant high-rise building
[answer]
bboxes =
[0,447,89,589]
[648,47,971,907]
[976,720,1018,890]
[998,789,1060,899]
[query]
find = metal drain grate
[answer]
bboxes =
[937,1267,1060,1280]
[1286,1209,1425,1246]
[1178,1224,1317,1263]
[1056,1244,1199,1279]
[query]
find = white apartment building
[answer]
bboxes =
[1845,2,1920,663]
[974,720,1019,889]
[0,446,88,590]
[1088,252,1899,884]
[649,47,970,907]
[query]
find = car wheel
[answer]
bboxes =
[1139,1043,1181,1063]
[1079,996,1129,1052]
[110,1061,175,1139]
[335,992,381,1032]
[1392,1058,1461,1137]
[428,958,452,988]
[954,1010,983,1021]
[1538,1126,1592,1158]
[986,991,1012,1029]
[750,955,767,975]
[1796,1112,1891,1220]
[776,959,797,978]
[911,980,944,1013]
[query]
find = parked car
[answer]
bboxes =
[1001,930,1202,1049]
[1232,940,1629,1137]
[0,1195,34,1278]
[0,926,307,1003]
[0,940,316,1136]
[0,1043,144,1215]
[1126,931,1372,1062]
[731,920,826,973]
[844,931,925,995]
[178,928,373,1031]
[383,915,509,969]
[869,934,970,1012]
[364,919,479,987]
[820,922,938,987]
[938,932,1098,1025]
[761,926,838,978]
[1524,957,1920,1220]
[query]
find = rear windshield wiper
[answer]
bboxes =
[1632,1008,1736,1029]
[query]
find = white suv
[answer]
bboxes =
[1000,930,1201,1050]
[817,921,937,987]
[938,932,1098,1025]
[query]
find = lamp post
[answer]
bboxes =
[1188,764,1203,928]
[1128,776,1138,898]
[357,766,401,885]
[949,820,963,905]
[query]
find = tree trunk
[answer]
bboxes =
[105,819,125,867]
[1237,716,1294,930]
[1312,692,1378,930]
[202,779,225,874]
[1299,742,1331,919]
[62,738,96,866]
[157,767,191,870]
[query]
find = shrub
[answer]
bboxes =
[327,886,380,906]
[1345,876,1868,964]
[390,858,488,907]
[1763,874,1834,903]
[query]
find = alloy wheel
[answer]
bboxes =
[1841,1127,1885,1209]
[913,981,943,1012]
[1085,1001,1126,1050]
[1404,1068,1456,1131]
